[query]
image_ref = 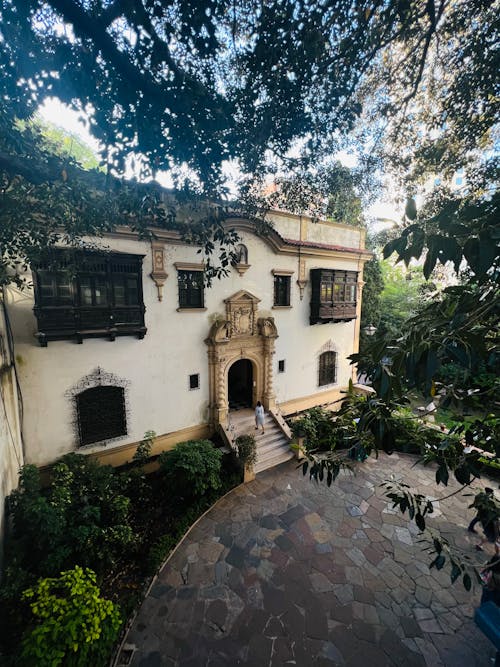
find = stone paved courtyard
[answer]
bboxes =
[123,453,497,666]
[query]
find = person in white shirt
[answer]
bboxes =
[255,401,265,434]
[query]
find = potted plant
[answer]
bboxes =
[235,434,257,482]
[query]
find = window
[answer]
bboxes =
[318,351,337,386]
[189,373,200,390]
[310,269,358,324]
[274,275,291,306]
[278,359,285,373]
[178,270,204,309]
[33,251,146,345]
[76,385,127,446]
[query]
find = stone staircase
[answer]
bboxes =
[228,408,294,474]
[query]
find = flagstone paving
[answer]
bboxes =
[123,452,497,666]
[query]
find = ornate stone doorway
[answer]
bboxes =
[228,359,253,410]
[205,290,278,427]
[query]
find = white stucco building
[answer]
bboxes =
[4,210,370,470]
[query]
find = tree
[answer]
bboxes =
[244,160,375,225]
[1,1,496,191]
[1,1,497,286]
[1,0,498,533]
[37,120,100,171]
[0,111,240,287]
[359,256,384,346]
[376,262,430,338]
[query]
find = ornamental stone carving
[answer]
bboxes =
[149,240,168,301]
[233,306,253,335]
[208,319,231,342]
[224,290,260,337]
[258,317,278,339]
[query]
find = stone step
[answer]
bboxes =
[233,422,282,437]
[255,448,295,474]
[257,435,290,455]
[254,428,284,440]
[230,415,276,430]
[228,409,294,474]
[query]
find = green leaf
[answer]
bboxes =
[435,464,449,486]
[423,244,438,279]
[435,554,445,570]
[450,563,461,583]
[405,197,417,220]
[415,513,426,531]
[454,465,471,485]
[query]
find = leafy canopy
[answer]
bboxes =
[1,0,496,190]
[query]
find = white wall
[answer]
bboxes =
[0,296,23,569]
[6,217,365,467]
[267,211,364,249]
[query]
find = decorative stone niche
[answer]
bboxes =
[150,240,168,301]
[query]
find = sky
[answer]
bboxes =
[38,97,402,229]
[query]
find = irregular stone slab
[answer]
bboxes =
[126,456,494,667]
[279,504,306,526]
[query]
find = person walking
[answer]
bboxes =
[255,401,265,434]
[468,488,495,533]
[469,488,500,553]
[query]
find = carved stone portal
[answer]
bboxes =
[205,290,278,427]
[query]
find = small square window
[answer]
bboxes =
[189,373,200,390]
[278,359,285,373]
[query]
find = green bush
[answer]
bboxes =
[159,439,223,500]
[235,434,257,468]
[291,405,369,453]
[21,566,121,667]
[6,454,135,581]
[121,430,156,512]
[391,408,436,454]
[290,407,337,451]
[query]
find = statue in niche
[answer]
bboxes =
[236,244,248,263]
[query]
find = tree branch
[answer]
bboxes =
[44,0,220,115]
[100,0,126,27]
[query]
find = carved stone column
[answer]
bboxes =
[262,338,276,411]
[216,353,228,424]
[206,347,217,428]
[258,317,278,411]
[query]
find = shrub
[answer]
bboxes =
[121,430,156,511]
[291,405,366,453]
[21,566,121,667]
[290,407,337,451]
[159,439,222,500]
[6,454,135,580]
[235,434,257,468]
